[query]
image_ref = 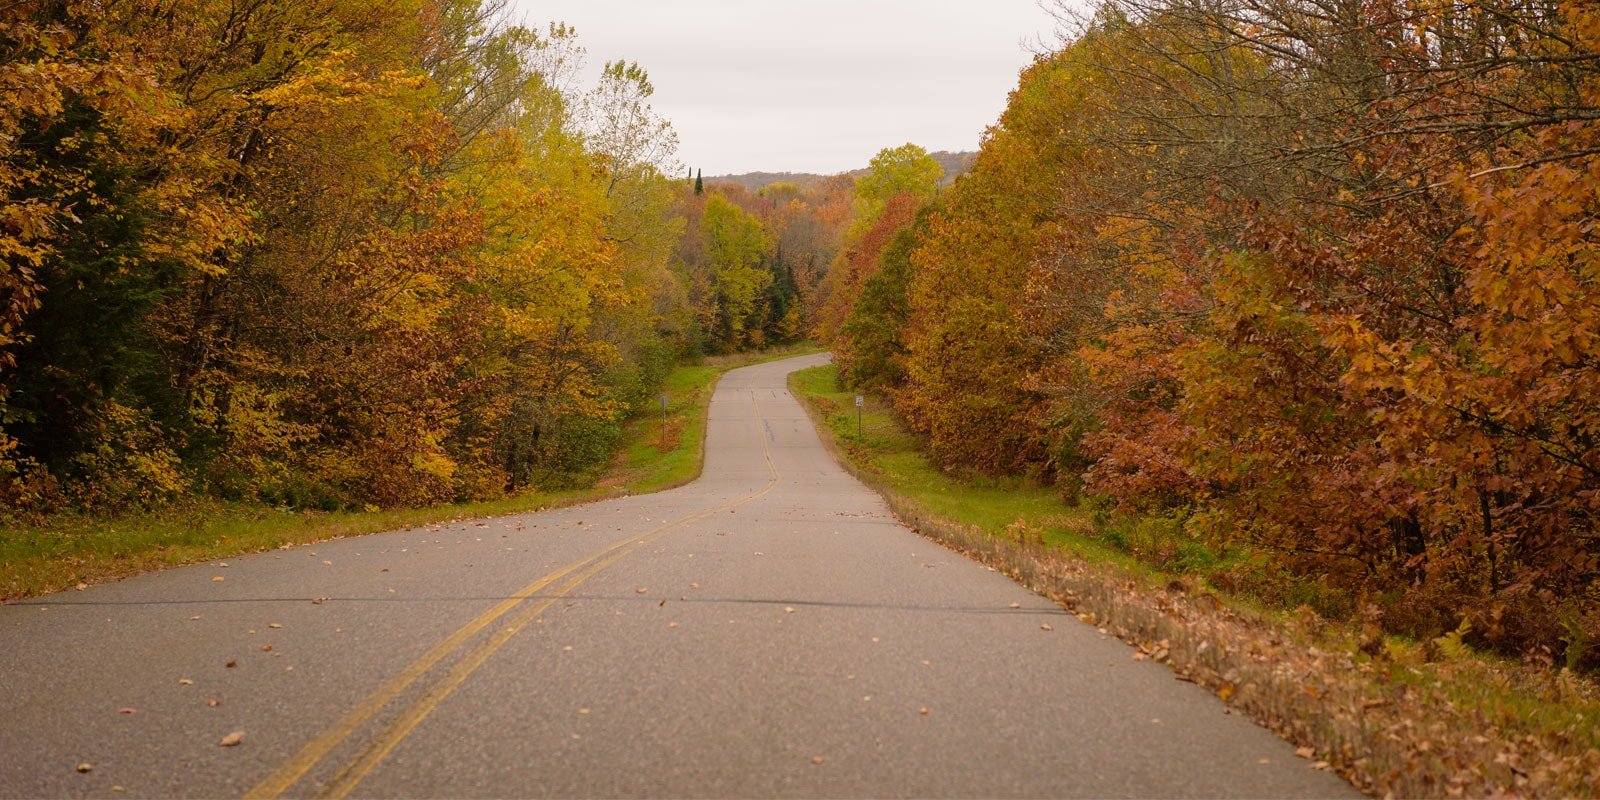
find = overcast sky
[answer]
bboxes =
[506,1,1066,175]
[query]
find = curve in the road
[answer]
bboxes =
[257,392,785,799]
[1,354,1359,799]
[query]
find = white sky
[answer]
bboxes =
[506,0,1066,175]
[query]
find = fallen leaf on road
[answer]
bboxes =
[810,756,824,765]
[189,616,201,620]
[268,623,282,629]
[1312,760,1332,771]
[321,560,331,566]
[206,698,221,707]
[1295,746,1314,759]
[667,622,679,629]
[218,730,245,747]
[1131,652,1148,661]
[178,678,194,685]
[225,660,237,668]
[1041,623,1053,631]
[111,785,124,792]
[75,583,87,591]
[76,763,92,773]
[1009,602,1020,609]
[579,708,590,715]
[658,599,666,607]
[212,576,225,582]
[690,582,700,589]
[119,707,137,715]
[920,707,930,715]
[261,644,272,652]
[1218,682,1236,701]
[785,607,795,614]
[311,598,326,605]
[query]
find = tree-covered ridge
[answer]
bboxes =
[705,150,977,192]
[822,0,1600,668]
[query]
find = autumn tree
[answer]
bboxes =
[814,144,942,344]
[828,193,920,387]
[836,209,928,392]
[0,1,694,512]
[694,194,772,351]
[817,0,1600,663]
[847,143,943,238]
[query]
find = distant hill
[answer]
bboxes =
[708,150,978,192]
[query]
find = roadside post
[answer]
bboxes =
[659,394,669,447]
[854,394,864,438]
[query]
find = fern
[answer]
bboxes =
[1433,617,1474,661]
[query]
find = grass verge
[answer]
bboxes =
[0,344,820,602]
[792,363,1600,799]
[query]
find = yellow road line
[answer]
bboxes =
[315,546,640,799]
[242,549,627,799]
[246,389,781,799]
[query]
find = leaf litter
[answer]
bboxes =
[866,490,1600,797]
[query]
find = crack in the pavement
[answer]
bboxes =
[9,595,1066,615]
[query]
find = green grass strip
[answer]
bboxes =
[0,344,820,601]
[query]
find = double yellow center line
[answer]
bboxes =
[245,394,779,799]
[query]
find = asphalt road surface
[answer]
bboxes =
[1,353,1358,798]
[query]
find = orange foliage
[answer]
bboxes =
[833,0,1600,663]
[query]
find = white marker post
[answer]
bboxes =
[854,395,864,438]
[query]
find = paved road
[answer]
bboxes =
[1,354,1357,798]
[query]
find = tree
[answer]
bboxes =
[847,143,942,238]
[0,1,697,513]
[696,195,772,351]
[837,212,927,391]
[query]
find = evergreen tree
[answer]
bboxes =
[694,169,703,195]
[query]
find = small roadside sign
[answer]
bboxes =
[854,395,864,408]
